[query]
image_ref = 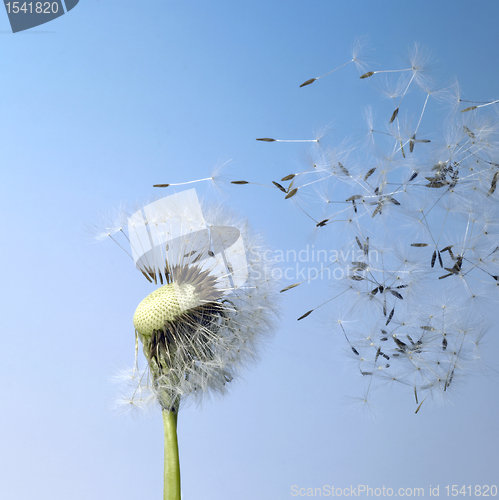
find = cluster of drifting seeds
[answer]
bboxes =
[253,43,499,411]
[154,42,498,411]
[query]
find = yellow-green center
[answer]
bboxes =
[133,282,198,337]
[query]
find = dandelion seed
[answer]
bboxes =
[338,162,350,176]
[446,369,455,388]
[461,106,478,113]
[352,261,369,270]
[360,71,375,79]
[389,108,399,124]
[231,180,249,185]
[389,290,403,300]
[352,347,360,355]
[298,310,313,321]
[426,181,447,188]
[350,275,365,281]
[487,172,499,196]
[411,243,429,247]
[393,336,407,349]
[346,195,363,202]
[272,181,286,192]
[439,273,453,280]
[431,250,437,268]
[300,47,364,87]
[460,98,499,111]
[280,283,300,293]
[386,308,395,325]
[408,172,418,182]
[364,168,376,181]
[372,203,383,217]
[257,137,319,143]
[316,219,329,227]
[463,126,476,139]
[153,184,170,188]
[299,78,317,87]
[415,395,428,414]
[281,174,296,181]
[285,188,298,199]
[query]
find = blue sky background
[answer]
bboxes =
[1,1,498,499]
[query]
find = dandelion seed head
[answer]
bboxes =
[101,189,280,411]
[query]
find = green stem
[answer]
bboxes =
[162,409,181,500]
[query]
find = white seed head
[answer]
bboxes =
[102,189,279,411]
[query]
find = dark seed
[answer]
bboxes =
[346,195,362,202]
[463,126,476,139]
[297,310,313,321]
[272,181,286,192]
[431,250,437,268]
[386,308,395,325]
[389,108,399,123]
[300,78,316,87]
[364,168,376,181]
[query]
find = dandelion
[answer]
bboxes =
[99,189,279,499]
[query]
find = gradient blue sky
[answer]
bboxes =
[1,1,498,499]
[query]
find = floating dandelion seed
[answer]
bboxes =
[99,189,279,499]
[153,160,233,194]
[299,37,369,87]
